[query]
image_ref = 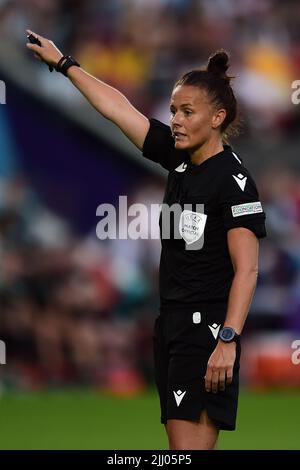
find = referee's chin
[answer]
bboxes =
[174,140,188,150]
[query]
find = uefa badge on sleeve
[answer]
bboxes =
[179,209,207,249]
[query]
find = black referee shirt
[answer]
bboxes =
[143,118,267,309]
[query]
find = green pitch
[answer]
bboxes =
[0,389,299,449]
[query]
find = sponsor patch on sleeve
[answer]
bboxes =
[231,201,263,217]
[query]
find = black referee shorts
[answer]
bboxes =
[153,305,241,431]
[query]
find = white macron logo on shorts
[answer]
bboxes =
[208,323,221,339]
[173,390,186,407]
[231,201,263,217]
[175,162,187,173]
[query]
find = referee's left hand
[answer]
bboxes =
[204,341,236,393]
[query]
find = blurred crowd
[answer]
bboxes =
[1,0,300,138]
[0,175,164,393]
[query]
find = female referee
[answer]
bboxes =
[26,30,266,450]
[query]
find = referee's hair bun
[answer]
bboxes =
[207,50,230,79]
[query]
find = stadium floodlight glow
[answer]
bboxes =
[0,80,6,104]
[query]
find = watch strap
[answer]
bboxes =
[56,55,80,77]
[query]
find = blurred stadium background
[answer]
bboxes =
[0,0,300,450]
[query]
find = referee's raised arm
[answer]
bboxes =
[26,30,150,151]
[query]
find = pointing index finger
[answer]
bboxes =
[26,30,44,45]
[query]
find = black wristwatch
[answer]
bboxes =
[56,55,80,77]
[218,327,240,343]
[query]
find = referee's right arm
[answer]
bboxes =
[67,66,150,150]
[26,30,150,151]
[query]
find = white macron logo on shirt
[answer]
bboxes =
[208,323,221,339]
[173,390,186,407]
[232,173,247,191]
[175,162,187,173]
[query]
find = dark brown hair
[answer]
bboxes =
[174,49,239,142]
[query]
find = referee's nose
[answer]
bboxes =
[171,113,185,132]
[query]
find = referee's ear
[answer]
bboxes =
[211,108,226,129]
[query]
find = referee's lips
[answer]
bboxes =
[172,130,187,142]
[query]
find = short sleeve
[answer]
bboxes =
[219,170,267,239]
[142,118,186,171]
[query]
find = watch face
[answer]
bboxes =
[220,327,235,342]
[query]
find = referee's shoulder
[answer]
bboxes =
[221,147,251,176]
[149,118,172,134]
[219,148,261,197]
